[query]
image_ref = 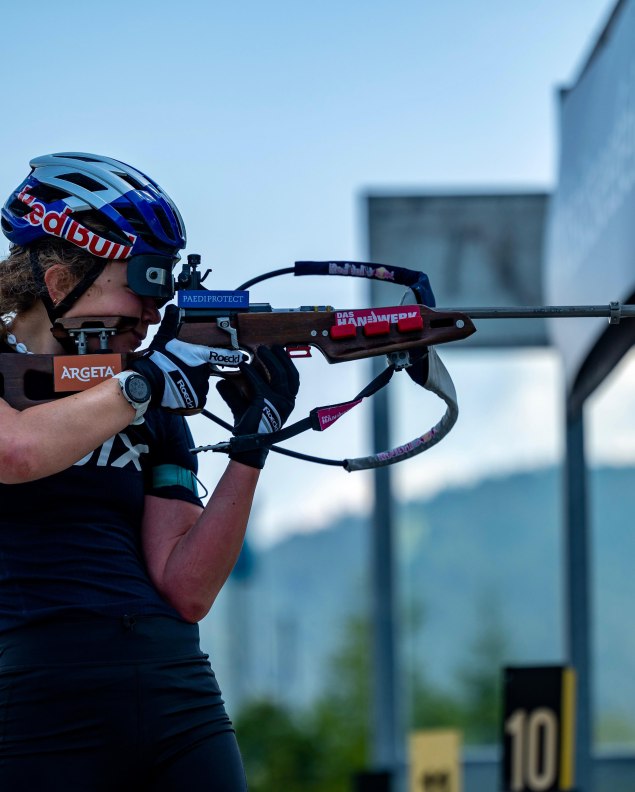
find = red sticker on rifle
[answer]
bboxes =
[334,307,420,327]
[316,400,362,430]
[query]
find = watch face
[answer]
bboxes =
[126,374,151,403]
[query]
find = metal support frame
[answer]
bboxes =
[369,363,402,790]
[564,407,593,790]
[368,261,403,789]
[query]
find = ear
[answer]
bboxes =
[43,264,69,305]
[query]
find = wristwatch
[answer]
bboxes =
[114,371,152,425]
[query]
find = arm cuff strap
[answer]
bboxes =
[152,464,199,496]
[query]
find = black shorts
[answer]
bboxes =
[0,615,247,791]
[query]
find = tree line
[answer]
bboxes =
[235,607,509,792]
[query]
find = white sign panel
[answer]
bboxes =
[544,0,635,394]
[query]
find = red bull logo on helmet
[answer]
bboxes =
[17,186,136,260]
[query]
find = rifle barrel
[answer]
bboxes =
[438,303,635,322]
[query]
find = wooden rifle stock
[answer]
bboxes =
[0,306,475,409]
[177,305,474,362]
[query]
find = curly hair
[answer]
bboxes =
[0,239,102,340]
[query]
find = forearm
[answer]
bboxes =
[0,377,136,483]
[144,461,260,622]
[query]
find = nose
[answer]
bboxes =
[141,297,161,325]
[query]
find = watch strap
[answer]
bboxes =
[114,371,151,425]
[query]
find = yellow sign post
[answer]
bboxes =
[409,729,462,792]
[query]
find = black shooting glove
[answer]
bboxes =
[131,304,213,413]
[216,345,300,469]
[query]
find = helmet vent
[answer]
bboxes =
[66,155,101,162]
[116,205,150,235]
[58,173,107,193]
[154,205,176,240]
[25,184,70,204]
[74,210,135,246]
[115,172,145,191]
[8,198,32,219]
[9,183,70,218]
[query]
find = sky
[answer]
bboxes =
[2,0,628,546]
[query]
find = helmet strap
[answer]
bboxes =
[30,248,56,323]
[30,248,105,324]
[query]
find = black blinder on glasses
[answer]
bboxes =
[126,255,177,306]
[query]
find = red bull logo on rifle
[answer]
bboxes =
[18,186,135,259]
[328,262,395,281]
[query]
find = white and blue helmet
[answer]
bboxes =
[2,153,187,311]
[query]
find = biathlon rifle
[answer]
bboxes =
[1,254,633,471]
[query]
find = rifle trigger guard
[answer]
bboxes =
[216,316,240,349]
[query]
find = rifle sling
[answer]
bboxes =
[194,348,459,471]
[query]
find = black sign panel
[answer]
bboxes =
[502,666,576,791]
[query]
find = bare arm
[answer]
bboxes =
[0,377,137,483]
[142,460,260,622]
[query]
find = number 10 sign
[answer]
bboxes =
[502,666,576,792]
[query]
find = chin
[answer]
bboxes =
[111,336,140,355]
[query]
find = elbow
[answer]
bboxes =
[149,563,222,624]
[0,437,38,484]
[159,584,217,624]
[178,607,209,624]
[173,599,214,624]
